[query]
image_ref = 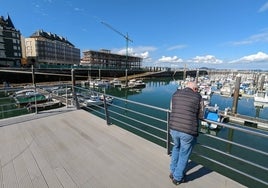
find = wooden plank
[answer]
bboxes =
[10,125,34,188]
[28,139,63,188]
[2,162,18,188]
[21,149,48,188]
[1,126,19,188]
[0,125,4,188]
[18,125,48,188]
[13,154,34,188]
[0,161,2,188]
[54,167,77,188]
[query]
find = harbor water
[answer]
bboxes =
[100,78,268,150]
[104,78,268,120]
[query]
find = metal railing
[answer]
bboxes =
[73,85,268,188]
[0,84,267,187]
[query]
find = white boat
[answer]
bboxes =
[13,89,35,97]
[254,101,268,108]
[82,95,104,107]
[128,79,146,88]
[89,79,110,87]
[51,87,72,96]
[110,78,122,87]
[99,94,114,104]
[12,89,50,105]
[254,90,268,103]
[220,83,234,97]
[199,85,213,106]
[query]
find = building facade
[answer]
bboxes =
[81,49,142,70]
[0,15,22,67]
[24,30,80,67]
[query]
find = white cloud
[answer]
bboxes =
[229,51,268,64]
[259,2,268,12]
[158,56,183,63]
[134,46,157,53]
[140,51,150,59]
[167,45,187,51]
[74,7,84,11]
[191,55,223,64]
[112,46,156,60]
[230,29,268,46]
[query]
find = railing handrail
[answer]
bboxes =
[203,119,268,138]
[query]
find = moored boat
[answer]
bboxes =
[254,90,268,103]
[201,105,223,129]
[12,89,50,105]
[82,95,104,107]
[127,79,146,88]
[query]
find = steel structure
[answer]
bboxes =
[101,21,133,68]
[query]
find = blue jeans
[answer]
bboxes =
[169,129,197,181]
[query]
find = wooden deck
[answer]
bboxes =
[0,108,246,188]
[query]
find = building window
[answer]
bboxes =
[0,51,5,58]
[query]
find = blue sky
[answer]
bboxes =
[1,0,268,70]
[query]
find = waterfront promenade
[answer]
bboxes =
[0,107,245,188]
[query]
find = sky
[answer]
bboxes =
[1,0,268,70]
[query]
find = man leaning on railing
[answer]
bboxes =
[168,81,204,186]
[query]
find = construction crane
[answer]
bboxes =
[100,21,133,69]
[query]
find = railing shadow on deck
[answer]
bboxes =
[0,84,267,188]
[184,161,213,182]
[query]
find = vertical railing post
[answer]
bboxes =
[166,110,171,155]
[65,84,68,108]
[103,94,110,125]
[195,69,199,84]
[32,65,37,114]
[125,69,128,87]
[0,105,2,119]
[71,69,80,109]
[183,64,186,81]
[232,75,241,114]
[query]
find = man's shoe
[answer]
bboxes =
[181,175,186,183]
[172,178,183,185]
[169,173,173,180]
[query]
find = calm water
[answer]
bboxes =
[101,78,268,150]
[105,78,268,120]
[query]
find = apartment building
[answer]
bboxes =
[25,30,80,66]
[0,15,22,67]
